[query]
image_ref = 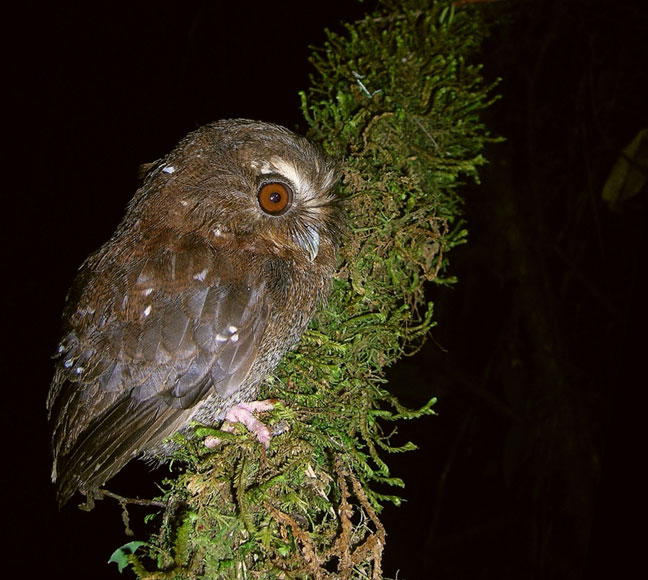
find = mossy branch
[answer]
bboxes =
[117,1,498,577]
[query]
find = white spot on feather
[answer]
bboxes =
[163,165,176,174]
[193,268,208,282]
[251,160,272,173]
[143,305,152,317]
[78,305,96,316]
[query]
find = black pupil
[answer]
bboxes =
[269,191,282,204]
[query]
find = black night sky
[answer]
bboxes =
[10,1,647,578]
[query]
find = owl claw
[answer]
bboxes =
[204,400,277,449]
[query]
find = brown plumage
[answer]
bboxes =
[47,119,344,507]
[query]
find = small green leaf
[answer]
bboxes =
[277,543,292,557]
[108,541,147,573]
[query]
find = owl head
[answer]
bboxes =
[127,119,344,266]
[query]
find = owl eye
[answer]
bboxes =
[257,182,292,216]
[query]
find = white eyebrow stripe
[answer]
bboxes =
[268,156,316,201]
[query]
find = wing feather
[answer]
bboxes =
[48,233,268,506]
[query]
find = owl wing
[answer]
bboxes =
[47,232,269,506]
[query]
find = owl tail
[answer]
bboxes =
[53,393,186,508]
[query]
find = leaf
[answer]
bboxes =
[108,541,147,573]
[601,128,648,211]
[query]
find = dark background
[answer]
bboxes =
[10,0,646,578]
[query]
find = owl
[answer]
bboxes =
[47,119,344,508]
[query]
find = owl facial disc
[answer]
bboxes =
[294,224,320,261]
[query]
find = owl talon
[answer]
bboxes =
[205,400,277,449]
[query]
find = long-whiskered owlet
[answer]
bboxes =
[47,119,344,508]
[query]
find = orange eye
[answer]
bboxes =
[257,182,292,216]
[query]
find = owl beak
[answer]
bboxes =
[295,225,320,262]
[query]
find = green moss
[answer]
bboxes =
[126,1,498,577]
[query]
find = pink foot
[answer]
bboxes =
[204,400,276,449]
